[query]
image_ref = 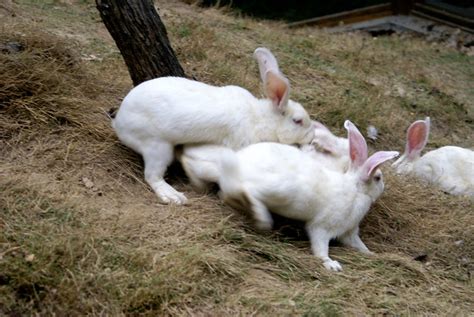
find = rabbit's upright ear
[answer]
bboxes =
[254,47,290,113]
[405,117,430,160]
[344,120,368,169]
[254,48,279,82]
[361,151,399,181]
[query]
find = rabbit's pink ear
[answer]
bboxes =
[254,47,290,112]
[254,47,279,82]
[405,117,430,160]
[264,70,290,112]
[361,151,399,181]
[344,120,368,169]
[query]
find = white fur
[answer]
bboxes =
[112,48,315,204]
[300,121,350,172]
[180,121,350,191]
[392,117,474,196]
[214,121,398,271]
[179,144,226,192]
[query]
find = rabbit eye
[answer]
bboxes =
[374,175,381,182]
[293,118,303,126]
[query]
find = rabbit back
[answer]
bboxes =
[414,146,474,195]
[113,77,261,151]
[233,143,359,224]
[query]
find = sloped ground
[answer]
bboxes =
[0,1,473,315]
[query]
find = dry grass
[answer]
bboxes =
[1,0,473,315]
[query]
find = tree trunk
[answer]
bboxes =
[96,0,186,86]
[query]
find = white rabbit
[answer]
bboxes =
[300,120,350,172]
[112,48,315,204]
[392,117,474,196]
[217,121,399,271]
[179,121,349,191]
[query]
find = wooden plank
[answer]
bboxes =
[412,10,474,33]
[413,3,474,32]
[287,3,393,28]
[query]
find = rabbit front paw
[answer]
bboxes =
[154,182,188,205]
[323,259,342,272]
[255,219,273,231]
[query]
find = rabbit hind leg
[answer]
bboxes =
[247,194,273,231]
[143,140,188,205]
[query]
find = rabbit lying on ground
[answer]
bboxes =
[392,117,474,196]
[112,48,315,204]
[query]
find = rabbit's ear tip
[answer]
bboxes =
[254,47,271,55]
[343,120,353,130]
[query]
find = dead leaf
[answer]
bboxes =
[454,240,464,246]
[396,85,406,97]
[81,177,94,189]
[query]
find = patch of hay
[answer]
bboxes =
[0,26,104,140]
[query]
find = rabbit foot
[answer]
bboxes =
[255,219,273,231]
[323,259,342,272]
[154,182,188,205]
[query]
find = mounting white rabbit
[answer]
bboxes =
[112,48,315,204]
[392,117,474,196]
[180,120,349,192]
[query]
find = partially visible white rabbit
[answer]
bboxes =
[179,144,225,192]
[392,117,474,196]
[300,121,350,172]
[112,48,315,204]
[218,121,399,271]
[180,121,349,191]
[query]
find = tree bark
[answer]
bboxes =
[96,0,186,86]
